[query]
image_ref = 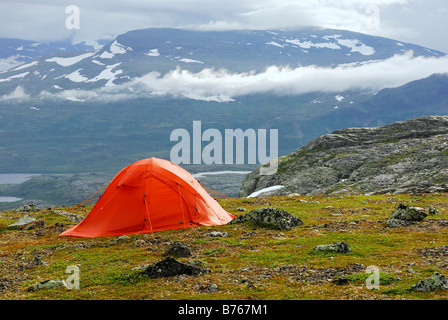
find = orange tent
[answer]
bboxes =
[59,158,235,238]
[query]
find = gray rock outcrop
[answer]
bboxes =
[239,116,448,197]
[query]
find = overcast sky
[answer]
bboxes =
[1,0,447,53]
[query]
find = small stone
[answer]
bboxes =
[428,206,439,215]
[29,279,67,291]
[314,241,351,253]
[205,231,228,237]
[207,283,218,292]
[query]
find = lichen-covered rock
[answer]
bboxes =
[231,207,303,230]
[411,273,448,292]
[29,280,67,291]
[314,241,351,253]
[14,203,39,212]
[390,204,427,222]
[7,215,37,229]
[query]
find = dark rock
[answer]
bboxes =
[205,231,228,237]
[411,273,448,292]
[333,277,351,285]
[165,242,192,258]
[314,241,351,253]
[24,220,45,230]
[143,257,207,278]
[231,207,303,230]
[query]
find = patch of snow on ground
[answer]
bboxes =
[247,185,285,198]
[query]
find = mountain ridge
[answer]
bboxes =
[0,27,445,97]
[239,115,448,197]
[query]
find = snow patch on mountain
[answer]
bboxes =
[13,60,39,71]
[285,39,341,50]
[87,63,123,86]
[45,52,95,67]
[98,40,130,59]
[336,39,375,56]
[58,69,89,82]
[179,58,203,64]
[0,71,29,82]
[146,49,160,57]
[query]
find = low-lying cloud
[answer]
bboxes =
[3,51,448,103]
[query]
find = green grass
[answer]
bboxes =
[1,192,448,300]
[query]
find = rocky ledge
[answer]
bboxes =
[240,116,448,197]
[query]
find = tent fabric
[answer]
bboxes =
[59,158,235,238]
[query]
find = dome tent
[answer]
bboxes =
[59,158,235,238]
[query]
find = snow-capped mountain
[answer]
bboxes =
[0,28,445,97]
[0,38,104,72]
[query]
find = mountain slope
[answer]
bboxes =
[0,27,445,96]
[239,116,448,197]
[0,38,102,72]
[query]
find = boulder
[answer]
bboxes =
[411,273,448,292]
[7,215,37,229]
[142,257,207,278]
[231,207,303,230]
[165,242,192,258]
[390,204,427,222]
[314,241,351,253]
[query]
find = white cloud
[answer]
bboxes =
[0,86,30,101]
[12,51,446,103]
[0,0,447,53]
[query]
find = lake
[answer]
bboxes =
[0,173,41,185]
[0,196,23,203]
